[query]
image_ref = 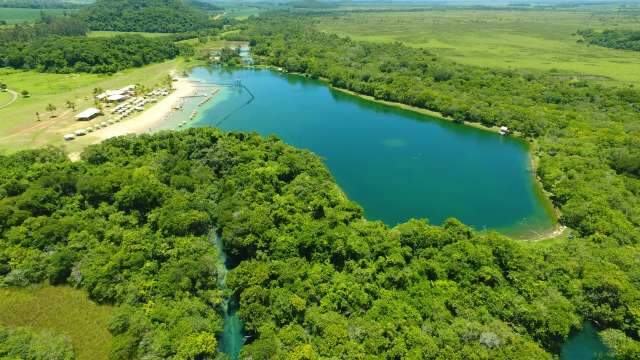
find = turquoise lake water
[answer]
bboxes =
[188,66,554,237]
[561,323,611,360]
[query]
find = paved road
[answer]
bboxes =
[0,90,18,109]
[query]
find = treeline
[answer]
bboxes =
[0,15,87,43]
[0,34,182,74]
[1,129,639,358]
[243,14,640,246]
[0,0,79,8]
[578,29,640,51]
[80,0,213,33]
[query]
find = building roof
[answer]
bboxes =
[75,107,101,119]
[107,94,128,102]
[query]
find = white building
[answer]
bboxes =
[75,107,102,121]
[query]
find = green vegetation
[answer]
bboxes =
[81,0,213,33]
[578,29,640,51]
[0,14,186,74]
[87,30,173,38]
[1,128,638,358]
[0,0,79,9]
[0,34,182,74]
[0,7,71,24]
[1,4,640,359]
[315,9,640,86]
[245,14,640,245]
[0,325,75,359]
[0,135,226,358]
[0,286,113,359]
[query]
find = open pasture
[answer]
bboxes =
[0,286,113,360]
[316,8,640,85]
[0,7,72,24]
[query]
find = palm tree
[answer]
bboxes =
[46,104,57,117]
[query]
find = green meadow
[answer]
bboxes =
[0,7,72,24]
[316,8,640,86]
[0,286,113,360]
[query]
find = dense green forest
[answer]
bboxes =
[81,0,213,33]
[0,16,184,74]
[0,129,639,358]
[0,15,88,42]
[0,0,78,8]
[578,29,640,51]
[0,325,75,359]
[241,14,640,246]
[0,34,181,73]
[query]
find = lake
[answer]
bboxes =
[561,323,611,360]
[182,66,554,237]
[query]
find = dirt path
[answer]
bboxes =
[0,90,18,109]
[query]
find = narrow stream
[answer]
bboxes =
[214,233,244,359]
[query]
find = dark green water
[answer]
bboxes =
[561,323,611,360]
[191,67,554,237]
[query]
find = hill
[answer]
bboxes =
[81,0,212,33]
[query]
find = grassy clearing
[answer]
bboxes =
[0,58,191,153]
[316,8,640,86]
[0,286,113,360]
[223,6,261,20]
[0,91,13,107]
[87,30,174,38]
[0,7,72,24]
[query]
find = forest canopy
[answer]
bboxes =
[0,34,182,74]
[578,29,640,51]
[80,0,214,33]
[0,129,639,358]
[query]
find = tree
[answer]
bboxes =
[65,100,76,111]
[20,90,29,98]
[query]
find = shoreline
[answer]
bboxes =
[254,65,564,240]
[92,76,196,141]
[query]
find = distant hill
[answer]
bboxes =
[187,0,222,11]
[81,0,213,33]
[289,0,337,8]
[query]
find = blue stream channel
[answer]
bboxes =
[214,233,244,359]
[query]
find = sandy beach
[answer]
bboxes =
[92,77,196,141]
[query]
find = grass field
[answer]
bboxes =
[0,286,113,360]
[0,58,190,154]
[0,91,13,107]
[88,31,174,38]
[316,8,640,86]
[0,7,73,24]
[223,6,262,20]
